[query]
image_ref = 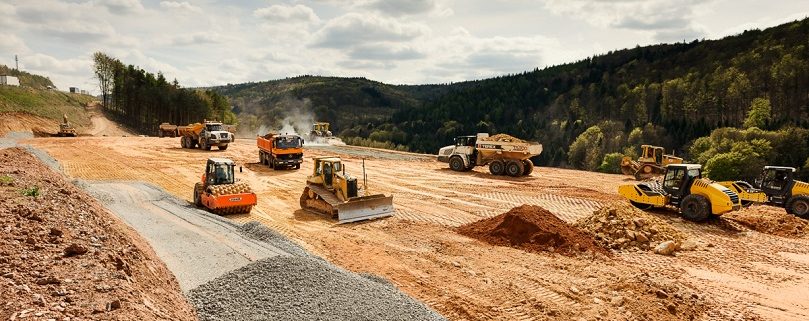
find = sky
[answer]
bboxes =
[2,0,808,93]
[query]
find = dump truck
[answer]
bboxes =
[158,123,178,137]
[620,145,683,180]
[193,157,257,215]
[718,166,809,217]
[257,133,304,169]
[437,133,543,177]
[300,156,394,223]
[58,114,77,137]
[178,120,233,150]
[618,164,741,222]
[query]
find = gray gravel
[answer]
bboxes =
[188,256,446,321]
[237,221,312,258]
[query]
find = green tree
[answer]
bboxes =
[598,153,624,173]
[568,125,604,170]
[743,97,772,129]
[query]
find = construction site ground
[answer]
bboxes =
[23,136,809,321]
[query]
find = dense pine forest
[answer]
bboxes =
[92,53,234,134]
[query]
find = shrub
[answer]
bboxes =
[21,186,40,197]
[598,153,624,174]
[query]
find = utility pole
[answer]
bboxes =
[15,55,18,71]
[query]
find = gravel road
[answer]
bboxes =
[82,181,291,291]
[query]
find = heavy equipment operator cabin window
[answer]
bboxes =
[214,164,232,184]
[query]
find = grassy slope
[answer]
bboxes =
[0,86,95,128]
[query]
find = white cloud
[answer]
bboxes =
[169,32,225,46]
[543,0,710,42]
[311,13,429,48]
[159,1,203,14]
[95,0,144,15]
[0,34,31,54]
[254,4,320,24]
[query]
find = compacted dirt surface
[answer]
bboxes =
[0,147,196,320]
[23,136,809,321]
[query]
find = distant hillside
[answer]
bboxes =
[0,65,55,89]
[217,18,809,174]
[0,67,94,133]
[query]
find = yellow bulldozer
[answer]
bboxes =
[718,166,809,217]
[620,145,683,180]
[618,164,741,222]
[300,156,394,223]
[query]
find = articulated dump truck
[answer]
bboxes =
[178,120,233,151]
[438,133,543,177]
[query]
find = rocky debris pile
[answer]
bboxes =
[238,221,311,257]
[576,205,686,253]
[188,256,446,321]
[458,205,610,256]
[723,205,807,237]
[478,133,525,143]
[0,147,195,320]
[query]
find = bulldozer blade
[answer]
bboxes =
[335,194,394,224]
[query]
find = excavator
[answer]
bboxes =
[193,158,257,215]
[58,114,77,137]
[718,166,809,217]
[618,164,741,222]
[620,145,683,180]
[300,156,394,223]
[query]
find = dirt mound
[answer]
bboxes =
[576,204,685,251]
[723,205,807,237]
[0,112,58,136]
[0,147,195,320]
[457,205,610,256]
[477,133,525,143]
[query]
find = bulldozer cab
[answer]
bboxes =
[313,122,330,132]
[757,166,796,196]
[639,145,664,164]
[663,164,702,200]
[206,158,235,186]
[311,157,343,188]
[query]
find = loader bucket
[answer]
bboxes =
[335,194,394,224]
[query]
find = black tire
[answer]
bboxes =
[741,200,754,208]
[681,194,711,222]
[218,145,228,151]
[269,158,276,169]
[181,136,188,148]
[787,195,809,217]
[505,160,524,177]
[295,164,301,169]
[630,201,653,210]
[449,156,465,172]
[193,183,203,207]
[489,160,505,175]
[522,160,534,176]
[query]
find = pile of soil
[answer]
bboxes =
[576,204,685,251]
[723,205,807,237]
[0,147,195,320]
[457,205,610,256]
[478,133,525,143]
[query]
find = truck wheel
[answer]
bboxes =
[218,145,228,151]
[193,183,203,207]
[505,160,524,177]
[787,195,809,217]
[681,194,711,222]
[522,160,534,176]
[489,160,505,176]
[449,156,465,172]
[295,163,301,170]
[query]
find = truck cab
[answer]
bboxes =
[201,122,232,147]
[437,133,488,170]
[257,133,304,169]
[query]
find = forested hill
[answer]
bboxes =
[217,18,809,177]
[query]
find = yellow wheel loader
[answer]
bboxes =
[300,156,394,223]
[618,164,741,222]
[620,145,683,180]
[719,166,809,217]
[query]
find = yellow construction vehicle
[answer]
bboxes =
[618,164,741,222]
[620,145,683,180]
[719,166,809,217]
[58,114,77,137]
[300,156,394,223]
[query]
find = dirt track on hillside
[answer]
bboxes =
[26,136,809,321]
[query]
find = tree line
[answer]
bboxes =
[92,52,234,134]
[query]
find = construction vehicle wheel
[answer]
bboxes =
[295,164,300,169]
[193,183,203,207]
[681,194,711,222]
[449,156,465,172]
[741,200,754,208]
[787,196,809,217]
[630,201,653,210]
[218,145,228,151]
[180,137,187,148]
[489,160,505,176]
[505,160,524,177]
[522,160,534,176]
